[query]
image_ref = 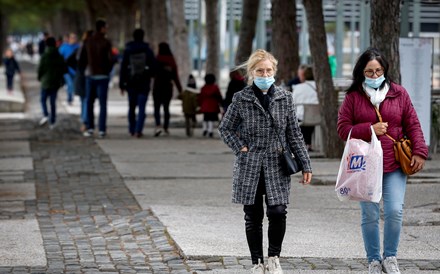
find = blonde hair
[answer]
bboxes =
[235,49,278,85]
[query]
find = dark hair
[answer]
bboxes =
[95,19,107,32]
[133,28,144,42]
[158,42,172,56]
[187,74,197,88]
[204,73,216,85]
[303,66,314,81]
[347,47,390,92]
[45,37,56,47]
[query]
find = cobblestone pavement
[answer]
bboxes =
[0,116,438,274]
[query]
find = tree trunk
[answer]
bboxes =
[205,0,220,79]
[303,0,343,158]
[0,11,8,65]
[150,0,169,53]
[271,0,299,85]
[370,0,401,84]
[235,0,260,65]
[141,0,155,48]
[169,0,191,87]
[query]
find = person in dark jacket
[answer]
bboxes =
[37,37,67,129]
[337,48,428,274]
[223,69,246,113]
[2,48,21,93]
[218,49,312,274]
[79,19,115,138]
[119,28,156,138]
[198,73,222,138]
[152,42,182,136]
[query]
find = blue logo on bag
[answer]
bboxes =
[347,154,366,172]
[339,187,350,196]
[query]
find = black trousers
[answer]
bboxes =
[243,169,287,264]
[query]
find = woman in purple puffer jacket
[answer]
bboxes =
[337,48,428,274]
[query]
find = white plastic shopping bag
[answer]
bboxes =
[335,126,383,203]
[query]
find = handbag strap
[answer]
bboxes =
[267,111,289,153]
[373,106,396,142]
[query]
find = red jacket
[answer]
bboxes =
[198,84,222,113]
[337,82,428,173]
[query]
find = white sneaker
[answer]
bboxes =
[382,257,401,274]
[266,256,283,274]
[251,259,265,274]
[83,130,93,137]
[39,116,48,126]
[368,260,382,274]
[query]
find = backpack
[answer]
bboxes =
[129,52,149,78]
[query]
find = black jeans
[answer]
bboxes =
[243,169,287,264]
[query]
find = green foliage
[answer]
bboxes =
[1,0,85,33]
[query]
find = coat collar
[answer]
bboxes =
[241,85,287,102]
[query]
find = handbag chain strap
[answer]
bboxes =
[373,107,397,142]
[267,111,289,154]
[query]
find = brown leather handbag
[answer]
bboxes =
[374,108,415,175]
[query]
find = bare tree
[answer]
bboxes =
[205,0,220,79]
[169,0,191,85]
[235,0,260,65]
[271,0,299,85]
[150,0,168,53]
[303,0,343,158]
[141,0,155,46]
[370,0,401,84]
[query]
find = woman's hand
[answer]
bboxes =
[372,122,388,136]
[411,155,425,173]
[301,172,312,185]
[240,147,248,152]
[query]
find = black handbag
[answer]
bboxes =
[268,112,303,175]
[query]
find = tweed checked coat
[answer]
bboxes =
[218,85,312,206]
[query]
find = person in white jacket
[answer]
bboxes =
[292,65,318,151]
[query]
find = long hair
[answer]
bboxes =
[347,47,391,92]
[235,49,278,85]
[158,42,173,56]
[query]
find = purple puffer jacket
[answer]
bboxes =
[337,82,428,173]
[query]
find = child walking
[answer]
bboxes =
[198,73,222,138]
[178,74,199,137]
[2,48,21,94]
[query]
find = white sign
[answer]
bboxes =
[399,37,433,145]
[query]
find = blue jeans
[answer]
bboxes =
[63,73,74,103]
[85,77,109,133]
[127,89,148,135]
[40,88,58,124]
[360,168,407,263]
[80,95,88,125]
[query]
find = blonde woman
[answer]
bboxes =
[218,49,312,274]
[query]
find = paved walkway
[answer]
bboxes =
[0,61,439,273]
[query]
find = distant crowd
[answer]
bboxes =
[3,18,319,143]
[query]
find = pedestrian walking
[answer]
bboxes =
[198,73,222,138]
[119,28,156,138]
[178,74,199,137]
[152,42,182,137]
[74,30,93,132]
[37,37,67,129]
[2,48,21,94]
[286,63,307,91]
[218,49,312,274]
[38,32,49,56]
[337,47,428,274]
[79,19,115,138]
[59,32,79,105]
[223,69,246,113]
[292,65,318,151]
